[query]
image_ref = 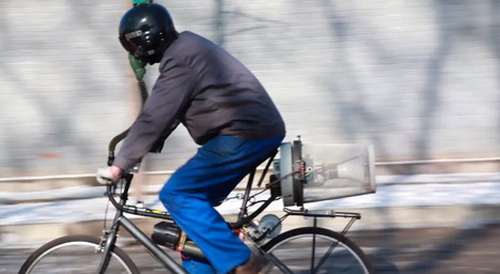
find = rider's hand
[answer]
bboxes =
[96,166,123,185]
[128,54,147,80]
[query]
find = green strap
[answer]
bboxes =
[133,0,150,4]
[128,54,147,80]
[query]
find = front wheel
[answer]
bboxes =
[19,235,139,274]
[262,227,374,274]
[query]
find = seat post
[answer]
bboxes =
[237,169,256,223]
[257,149,278,187]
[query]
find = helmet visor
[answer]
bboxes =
[119,33,144,56]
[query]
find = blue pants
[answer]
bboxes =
[159,135,283,274]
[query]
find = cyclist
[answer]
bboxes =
[97,2,285,273]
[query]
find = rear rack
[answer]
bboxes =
[282,208,361,236]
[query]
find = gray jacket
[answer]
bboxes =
[114,31,286,170]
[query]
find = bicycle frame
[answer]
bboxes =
[98,173,187,274]
[97,153,280,273]
[98,151,363,274]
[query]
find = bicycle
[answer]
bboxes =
[19,137,375,273]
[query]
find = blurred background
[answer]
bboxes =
[1,0,499,176]
[0,0,499,273]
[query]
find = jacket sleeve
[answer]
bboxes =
[113,57,198,171]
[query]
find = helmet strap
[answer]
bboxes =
[133,0,153,6]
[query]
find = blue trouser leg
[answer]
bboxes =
[159,135,283,274]
[181,255,216,274]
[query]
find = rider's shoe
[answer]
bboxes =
[232,253,272,274]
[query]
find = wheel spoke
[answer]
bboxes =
[262,227,373,274]
[313,238,340,272]
[266,252,294,274]
[19,236,138,274]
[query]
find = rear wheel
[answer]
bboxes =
[19,235,139,274]
[262,227,374,274]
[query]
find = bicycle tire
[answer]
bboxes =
[261,227,374,274]
[19,235,140,274]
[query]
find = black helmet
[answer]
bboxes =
[119,3,177,64]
